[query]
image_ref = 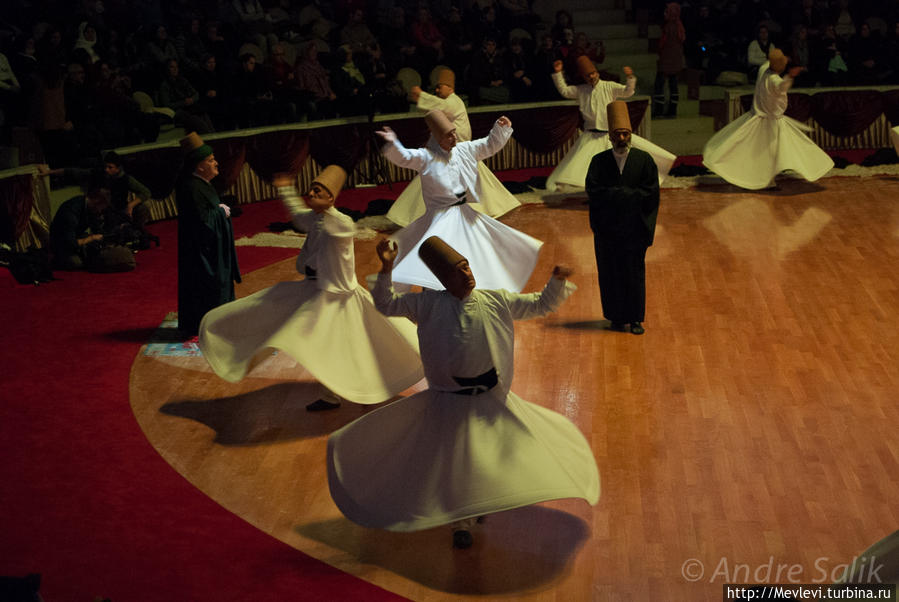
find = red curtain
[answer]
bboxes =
[811,90,884,137]
[245,130,310,182]
[0,174,34,244]
[210,139,248,189]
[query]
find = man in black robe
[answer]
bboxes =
[176,132,240,335]
[585,101,660,335]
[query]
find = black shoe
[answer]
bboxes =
[630,322,645,335]
[306,399,341,411]
[452,530,473,549]
[609,322,627,332]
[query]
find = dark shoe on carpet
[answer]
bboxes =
[306,399,341,412]
[609,321,627,332]
[453,530,473,549]
[630,322,645,335]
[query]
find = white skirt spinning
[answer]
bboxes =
[703,112,834,190]
[390,203,542,292]
[386,162,522,228]
[546,130,676,191]
[198,280,424,403]
[327,388,601,532]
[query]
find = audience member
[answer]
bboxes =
[505,37,536,102]
[340,7,377,53]
[410,7,446,64]
[470,37,509,104]
[329,45,368,116]
[191,53,238,130]
[157,58,215,133]
[654,2,685,118]
[294,40,338,119]
[747,24,775,79]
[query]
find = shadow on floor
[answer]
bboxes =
[160,382,375,445]
[296,505,591,595]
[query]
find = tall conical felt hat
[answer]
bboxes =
[437,68,455,88]
[312,165,347,199]
[419,236,466,285]
[607,100,632,131]
[577,55,597,79]
[768,48,788,73]
[179,131,213,166]
[425,109,455,139]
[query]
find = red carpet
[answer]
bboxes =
[0,200,407,601]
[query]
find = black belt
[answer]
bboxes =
[451,367,498,396]
[588,129,608,134]
[451,191,468,206]
[305,265,317,280]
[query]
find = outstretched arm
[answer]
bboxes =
[501,265,577,319]
[372,238,420,320]
[377,126,430,171]
[551,60,578,99]
[468,116,513,161]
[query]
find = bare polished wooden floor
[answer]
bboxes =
[130,175,899,601]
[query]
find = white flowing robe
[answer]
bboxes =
[546,72,675,190]
[326,272,600,532]
[198,186,424,403]
[702,61,834,189]
[385,91,520,227]
[383,120,542,292]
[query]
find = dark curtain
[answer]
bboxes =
[786,93,812,122]
[0,174,34,244]
[509,106,580,154]
[882,89,899,127]
[627,99,648,130]
[123,147,184,199]
[209,139,248,190]
[811,90,884,138]
[308,124,367,174]
[245,131,310,183]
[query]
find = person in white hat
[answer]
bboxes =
[375,110,542,292]
[703,48,834,189]
[327,236,599,549]
[585,101,660,335]
[547,56,675,191]
[176,131,240,335]
[386,67,520,228]
[198,166,423,411]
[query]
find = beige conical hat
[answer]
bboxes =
[577,55,597,79]
[419,236,466,285]
[769,48,788,73]
[607,100,632,131]
[425,110,455,139]
[179,131,213,165]
[312,165,347,199]
[436,68,455,88]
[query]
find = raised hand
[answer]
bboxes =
[623,66,634,77]
[553,265,574,280]
[375,127,397,143]
[496,116,512,128]
[377,238,398,269]
[553,60,563,73]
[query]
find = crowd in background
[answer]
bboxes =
[1,0,898,168]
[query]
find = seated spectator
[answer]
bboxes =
[470,37,509,104]
[497,0,541,36]
[411,7,446,64]
[443,6,475,78]
[505,37,536,101]
[848,22,886,84]
[36,26,67,71]
[329,45,368,116]
[176,17,209,78]
[833,0,857,40]
[232,0,279,58]
[818,24,850,86]
[94,62,160,145]
[265,42,302,121]
[789,24,818,86]
[533,33,564,100]
[294,40,338,120]
[340,7,377,53]
[550,10,574,48]
[64,62,104,158]
[49,185,135,272]
[157,58,215,133]
[475,5,506,48]
[72,22,101,65]
[233,52,292,126]
[191,53,238,130]
[747,25,775,80]
[34,63,79,168]
[359,42,407,114]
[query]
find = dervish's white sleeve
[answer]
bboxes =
[501,275,577,320]
[277,184,317,231]
[467,120,513,162]
[617,75,637,99]
[552,71,578,99]
[769,73,794,94]
[373,271,421,321]
[381,137,430,172]
[416,90,449,113]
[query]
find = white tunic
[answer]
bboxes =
[326,273,600,532]
[386,91,520,227]
[702,61,834,190]
[198,187,424,403]
[546,72,675,190]
[383,121,542,292]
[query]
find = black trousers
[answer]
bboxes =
[594,236,647,323]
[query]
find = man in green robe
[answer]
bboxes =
[585,101,660,335]
[176,132,240,335]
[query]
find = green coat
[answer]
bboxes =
[176,174,240,334]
